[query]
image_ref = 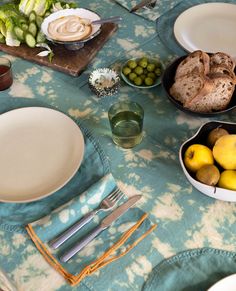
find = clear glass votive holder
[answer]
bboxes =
[0,57,13,91]
[108,101,144,149]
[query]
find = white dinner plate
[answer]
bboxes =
[208,274,236,291]
[0,107,84,203]
[174,3,236,59]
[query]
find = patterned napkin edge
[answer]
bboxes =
[25,213,157,286]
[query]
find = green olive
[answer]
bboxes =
[122,66,131,76]
[138,59,148,68]
[127,60,137,69]
[133,76,143,86]
[147,72,156,80]
[143,69,148,75]
[147,63,156,72]
[134,66,143,75]
[140,74,146,80]
[155,67,162,76]
[128,72,137,81]
[140,57,148,63]
[144,77,154,86]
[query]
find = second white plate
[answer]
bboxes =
[0,107,84,203]
[208,274,236,291]
[174,3,236,59]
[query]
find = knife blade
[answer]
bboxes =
[60,195,142,262]
[130,0,153,12]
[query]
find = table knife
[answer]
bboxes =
[130,0,153,12]
[60,194,142,262]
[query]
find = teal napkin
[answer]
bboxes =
[143,248,236,291]
[114,0,182,21]
[26,173,156,286]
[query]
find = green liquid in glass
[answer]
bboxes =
[110,111,143,148]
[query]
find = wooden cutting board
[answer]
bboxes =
[0,23,118,77]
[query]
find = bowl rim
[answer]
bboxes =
[162,55,236,117]
[41,8,102,45]
[179,120,236,202]
[120,57,164,89]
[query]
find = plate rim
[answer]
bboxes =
[0,107,85,203]
[173,2,236,57]
[208,273,236,291]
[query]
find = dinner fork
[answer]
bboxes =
[49,188,124,249]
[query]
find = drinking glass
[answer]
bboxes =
[0,57,13,91]
[108,101,144,148]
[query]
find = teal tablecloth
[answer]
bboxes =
[0,0,236,290]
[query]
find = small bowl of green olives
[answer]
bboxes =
[121,57,164,88]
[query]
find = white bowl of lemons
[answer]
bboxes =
[179,121,236,202]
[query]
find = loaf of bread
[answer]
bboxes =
[169,50,236,113]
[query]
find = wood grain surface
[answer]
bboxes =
[0,23,118,77]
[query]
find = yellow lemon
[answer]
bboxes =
[213,134,236,170]
[218,170,236,190]
[184,144,214,173]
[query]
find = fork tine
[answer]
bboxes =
[114,191,124,202]
[107,188,120,199]
[109,190,123,202]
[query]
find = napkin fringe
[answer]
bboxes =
[26,213,157,286]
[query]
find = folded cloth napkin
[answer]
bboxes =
[143,248,236,291]
[26,173,157,286]
[114,0,182,21]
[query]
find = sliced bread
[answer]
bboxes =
[174,50,210,80]
[169,73,206,104]
[184,73,235,113]
[209,64,235,80]
[210,52,235,71]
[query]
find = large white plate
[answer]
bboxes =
[208,274,236,291]
[174,3,236,59]
[0,107,84,203]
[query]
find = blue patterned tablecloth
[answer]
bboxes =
[0,0,236,290]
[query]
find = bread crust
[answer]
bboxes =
[184,74,235,112]
[210,52,235,71]
[175,50,210,80]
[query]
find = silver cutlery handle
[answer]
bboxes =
[92,16,122,25]
[49,211,96,249]
[60,225,105,262]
